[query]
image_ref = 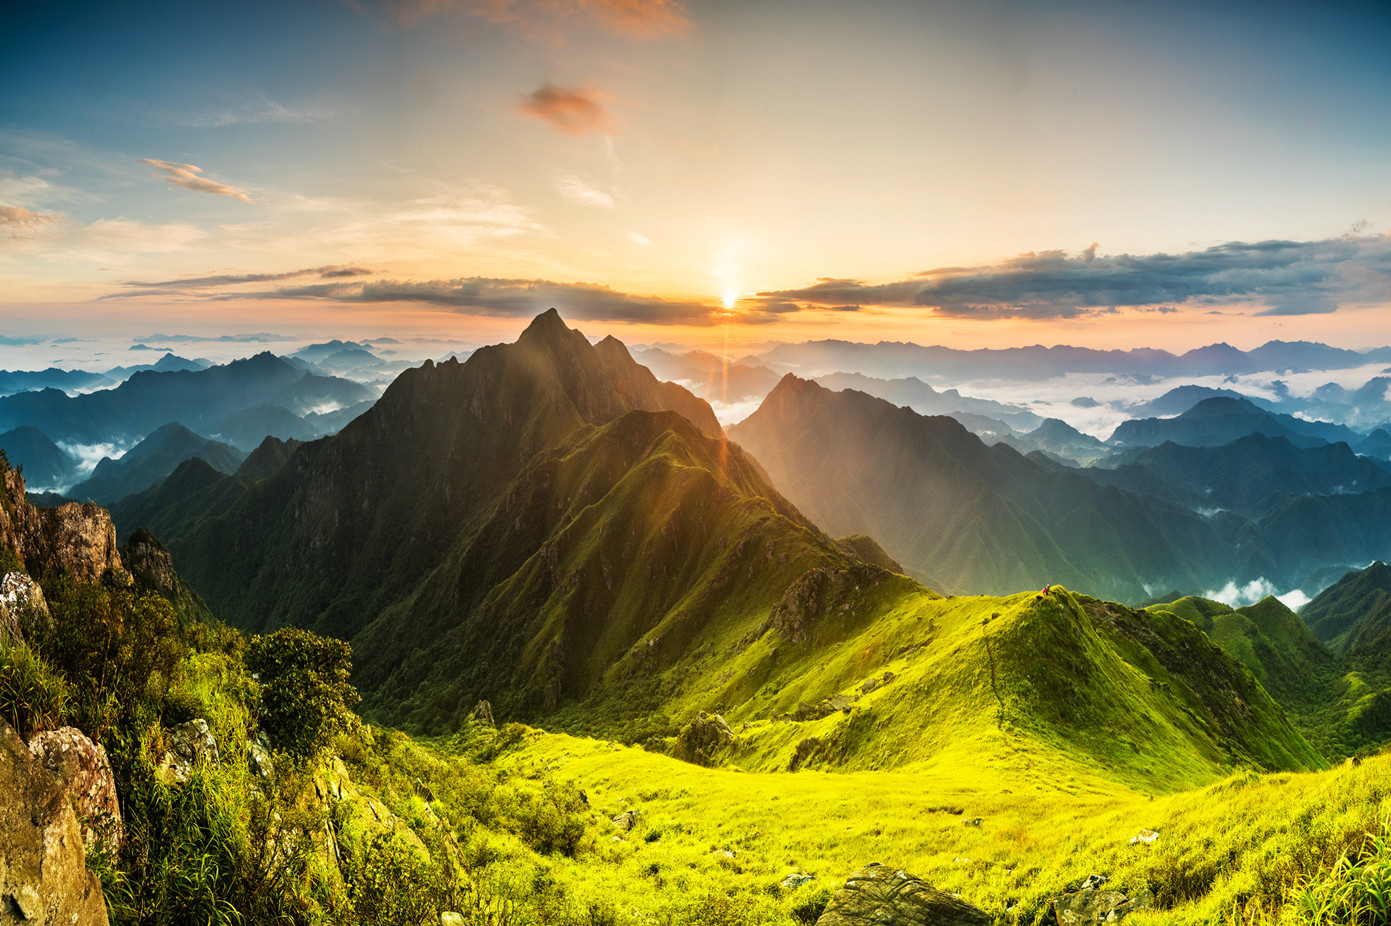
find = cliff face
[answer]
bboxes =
[1,460,124,584]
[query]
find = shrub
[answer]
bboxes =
[246,626,360,764]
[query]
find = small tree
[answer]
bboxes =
[245,627,359,764]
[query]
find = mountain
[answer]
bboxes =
[68,422,246,505]
[1087,434,1391,518]
[108,313,1322,794]
[1300,561,1391,654]
[0,426,78,491]
[811,372,1042,432]
[1108,396,1362,449]
[0,354,375,446]
[1356,428,1391,460]
[0,367,112,398]
[103,352,208,380]
[1147,595,1337,711]
[204,404,325,450]
[726,375,1240,601]
[1125,385,1275,419]
[629,346,782,405]
[750,338,1391,382]
[998,417,1110,465]
[234,435,303,482]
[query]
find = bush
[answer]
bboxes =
[246,627,360,764]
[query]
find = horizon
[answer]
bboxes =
[4,0,1391,353]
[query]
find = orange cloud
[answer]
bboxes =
[140,159,255,203]
[382,0,689,38]
[0,204,56,229]
[518,83,612,134]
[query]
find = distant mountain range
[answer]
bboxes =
[750,338,1391,382]
[67,422,245,505]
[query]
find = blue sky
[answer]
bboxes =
[3,0,1390,350]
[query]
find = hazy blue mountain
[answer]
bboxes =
[1357,428,1391,460]
[104,353,209,380]
[69,422,245,504]
[630,346,782,403]
[811,371,1042,432]
[1108,396,1362,449]
[0,425,78,490]
[0,353,374,445]
[1087,434,1391,517]
[0,367,113,397]
[998,417,1110,465]
[204,404,324,451]
[1126,385,1276,419]
[750,338,1391,382]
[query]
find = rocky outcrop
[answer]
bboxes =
[1,461,124,585]
[0,571,48,644]
[0,717,109,925]
[27,726,123,853]
[815,863,989,925]
[671,712,734,767]
[1050,880,1154,924]
[158,718,220,785]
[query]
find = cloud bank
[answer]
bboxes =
[758,235,1391,320]
[0,204,56,230]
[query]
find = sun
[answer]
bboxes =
[722,290,737,311]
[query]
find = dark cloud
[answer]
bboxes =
[141,159,255,203]
[380,0,689,38]
[518,83,611,135]
[755,235,1391,320]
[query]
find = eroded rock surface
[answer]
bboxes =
[1,462,125,585]
[0,571,48,644]
[0,718,109,925]
[671,711,734,767]
[815,863,989,926]
[28,726,123,853]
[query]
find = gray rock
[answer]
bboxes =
[782,873,815,890]
[815,863,989,925]
[158,718,219,785]
[612,810,640,832]
[794,694,853,721]
[27,726,122,853]
[0,571,48,645]
[1051,885,1155,924]
[0,717,109,925]
[247,731,274,781]
[672,712,735,767]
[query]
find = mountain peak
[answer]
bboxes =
[518,307,574,344]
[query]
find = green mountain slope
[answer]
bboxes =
[1300,560,1391,653]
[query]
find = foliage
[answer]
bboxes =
[0,634,70,737]
[246,626,360,764]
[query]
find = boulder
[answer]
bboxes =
[671,712,734,767]
[158,718,220,785]
[0,717,109,925]
[0,571,48,644]
[0,461,126,585]
[782,872,815,890]
[815,863,989,925]
[27,726,123,853]
[1051,885,1155,924]
[794,694,854,721]
[612,810,640,832]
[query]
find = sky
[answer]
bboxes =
[3,0,1391,354]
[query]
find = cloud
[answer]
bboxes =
[120,266,371,290]
[140,159,255,203]
[551,169,616,208]
[756,235,1391,320]
[627,231,654,248]
[0,204,57,230]
[518,84,612,135]
[380,0,689,38]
